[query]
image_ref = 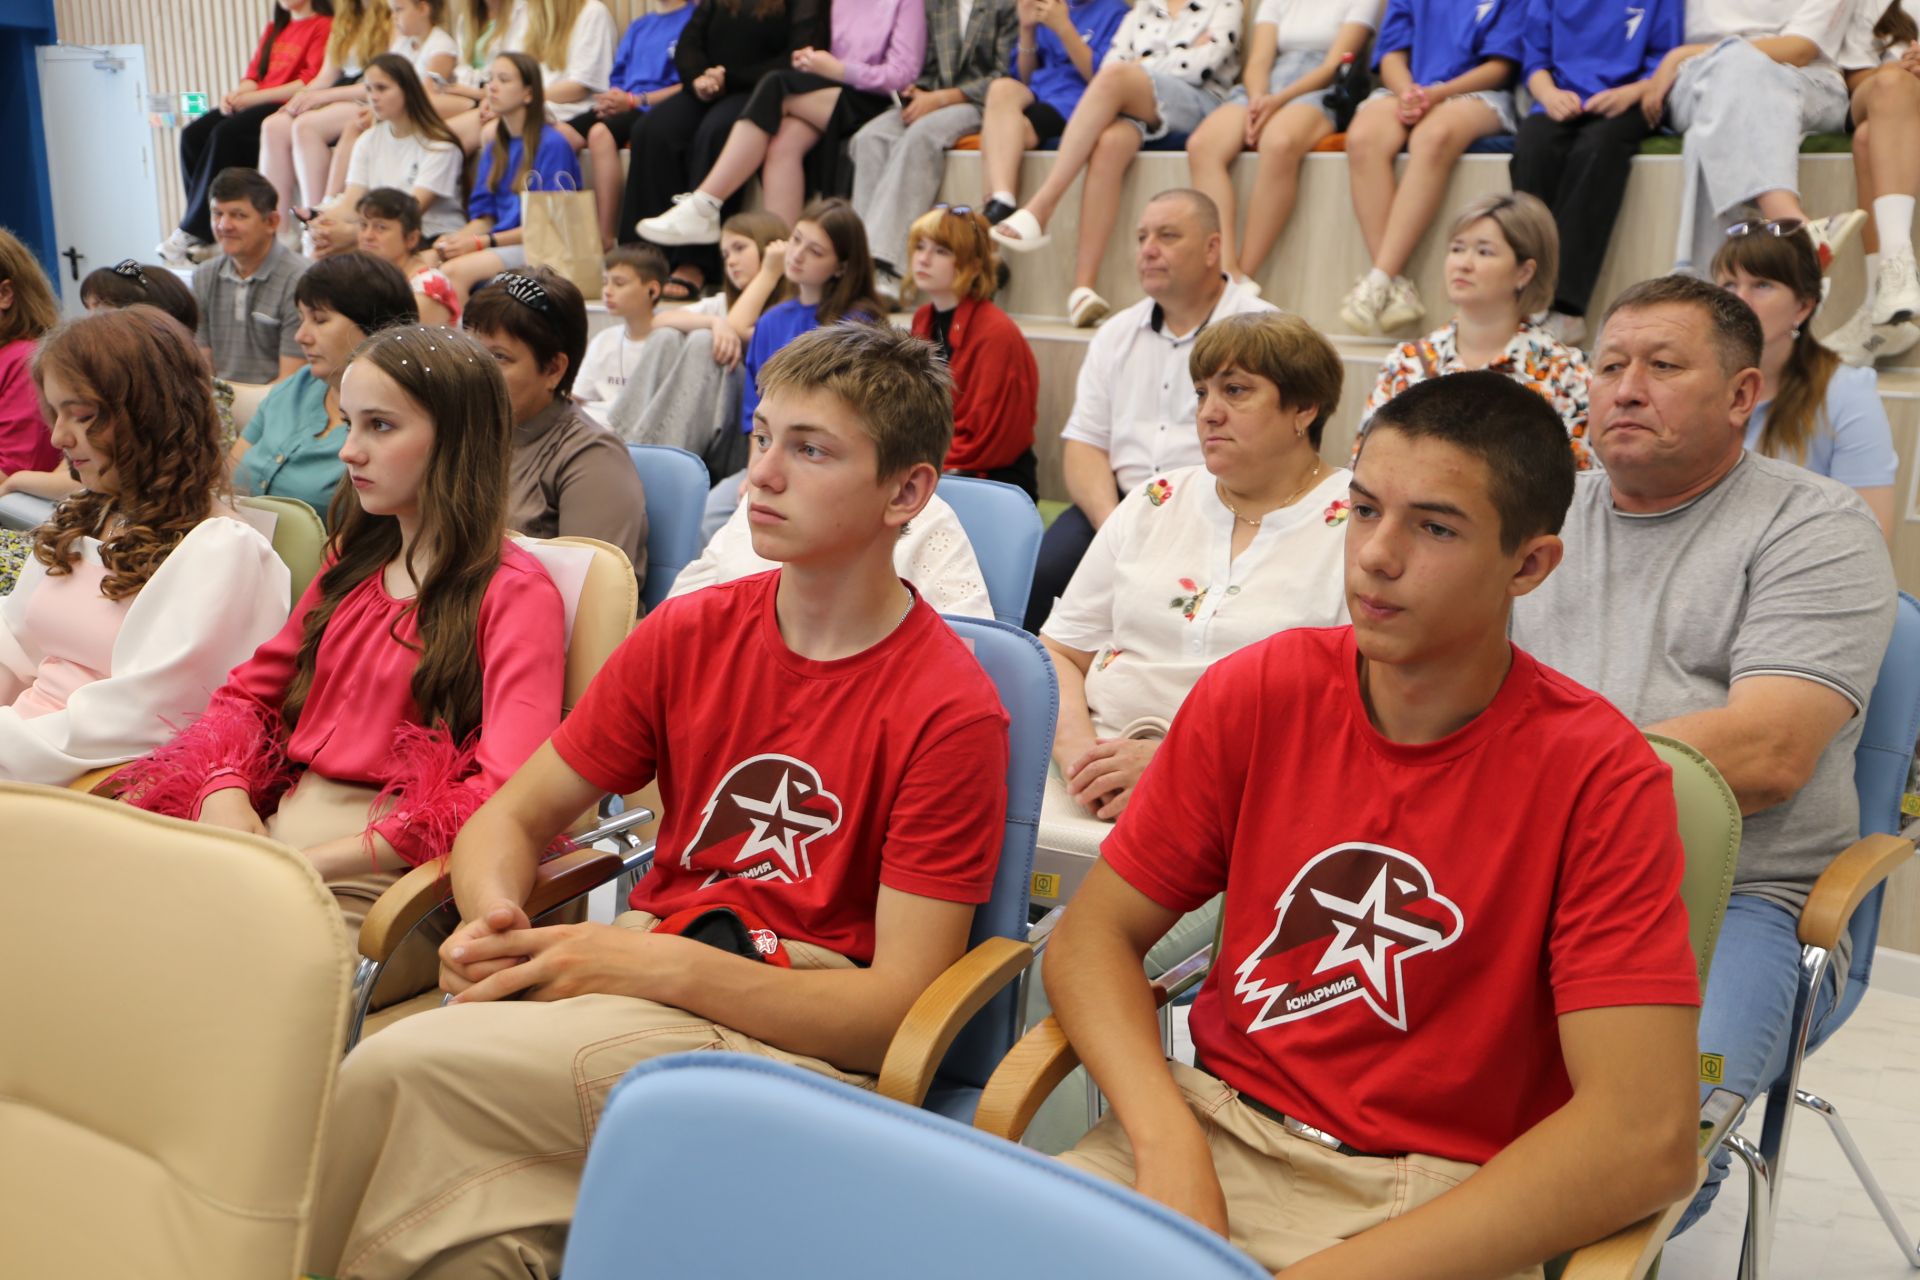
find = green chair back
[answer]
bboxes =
[237,495,328,605]
[1646,733,1740,986]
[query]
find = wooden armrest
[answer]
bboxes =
[971,953,1209,1144]
[356,847,626,963]
[1798,832,1913,951]
[876,936,1035,1108]
[1556,1186,1697,1280]
[974,1014,1078,1143]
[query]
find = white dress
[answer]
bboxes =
[668,493,995,619]
[0,514,290,785]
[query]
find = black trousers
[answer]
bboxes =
[1023,502,1100,632]
[619,89,753,280]
[1508,108,1652,317]
[178,100,283,241]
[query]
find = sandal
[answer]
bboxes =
[660,276,702,303]
[1067,287,1111,328]
[990,208,1052,254]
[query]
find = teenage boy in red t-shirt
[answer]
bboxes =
[1046,370,1704,1279]
[306,323,1011,1280]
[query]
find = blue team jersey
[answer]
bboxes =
[612,5,695,96]
[1020,0,1131,120]
[1522,0,1681,105]
[1374,0,1524,84]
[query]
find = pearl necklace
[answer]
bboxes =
[1217,462,1324,528]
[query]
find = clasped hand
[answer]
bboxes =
[440,901,691,1003]
[1063,737,1159,820]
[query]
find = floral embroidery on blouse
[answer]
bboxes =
[1356,320,1593,470]
[1146,476,1175,506]
[1323,498,1351,527]
[1170,577,1209,621]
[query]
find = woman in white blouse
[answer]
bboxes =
[669,490,994,619]
[0,308,289,786]
[1040,311,1351,819]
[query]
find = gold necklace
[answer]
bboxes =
[1217,462,1323,528]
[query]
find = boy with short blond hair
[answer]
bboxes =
[575,244,673,425]
[307,322,1010,1280]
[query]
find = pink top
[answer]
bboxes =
[9,560,128,719]
[122,540,566,864]
[0,339,61,477]
[834,0,926,94]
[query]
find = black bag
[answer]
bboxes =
[1326,44,1374,134]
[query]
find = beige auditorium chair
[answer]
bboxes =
[0,782,354,1280]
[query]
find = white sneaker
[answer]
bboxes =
[1377,276,1426,332]
[155,227,206,267]
[1820,300,1920,366]
[1339,274,1390,335]
[636,193,721,246]
[1805,209,1868,274]
[1872,246,1920,326]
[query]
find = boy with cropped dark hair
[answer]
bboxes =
[192,166,309,386]
[307,322,1008,1280]
[576,245,674,425]
[1046,369,1703,1278]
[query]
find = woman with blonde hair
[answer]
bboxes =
[259,0,393,221]
[1356,191,1592,467]
[440,0,618,150]
[905,204,1039,495]
[1714,224,1898,539]
[0,307,288,785]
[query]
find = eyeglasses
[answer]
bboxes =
[933,203,975,217]
[496,272,555,316]
[110,259,150,287]
[1725,218,1806,240]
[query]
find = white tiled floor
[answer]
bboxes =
[1656,988,1920,1280]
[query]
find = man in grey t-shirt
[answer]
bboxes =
[1510,275,1896,1232]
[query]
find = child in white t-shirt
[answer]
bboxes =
[576,244,668,425]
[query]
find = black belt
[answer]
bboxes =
[1195,1054,1398,1159]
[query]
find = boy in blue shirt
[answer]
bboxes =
[1339,0,1525,336]
[1511,0,1683,345]
[976,0,1131,225]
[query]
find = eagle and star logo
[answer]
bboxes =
[680,753,844,888]
[1233,842,1465,1032]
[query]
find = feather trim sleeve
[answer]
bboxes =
[368,722,489,867]
[115,690,296,819]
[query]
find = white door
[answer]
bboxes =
[36,44,164,315]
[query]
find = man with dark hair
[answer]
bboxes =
[191,166,309,386]
[1045,369,1703,1277]
[306,322,1010,1279]
[1512,275,1897,1232]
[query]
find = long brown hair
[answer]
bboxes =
[29,307,229,601]
[1710,228,1838,466]
[327,0,394,69]
[366,52,460,150]
[1875,2,1918,51]
[486,53,548,196]
[799,197,887,326]
[721,209,791,308]
[283,326,512,742]
[0,227,60,347]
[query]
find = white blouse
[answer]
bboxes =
[669,493,995,619]
[1042,463,1352,737]
[501,0,617,94]
[0,515,290,785]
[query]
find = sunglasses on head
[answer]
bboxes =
[1724,217,1806,241]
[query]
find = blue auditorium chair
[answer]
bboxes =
[627,443,710,612]
[1726,591,1920,1277]
[938,476,1044,629]
[562,1053,1270,1280]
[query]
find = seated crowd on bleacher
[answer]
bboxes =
[2,0,1919,1273]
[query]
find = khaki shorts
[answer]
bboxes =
[1060,1061,1543,1278]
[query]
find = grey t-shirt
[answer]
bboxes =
[1511,452,1896,913]
[193,242,309,385]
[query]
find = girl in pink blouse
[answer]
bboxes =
[121,325,567,936]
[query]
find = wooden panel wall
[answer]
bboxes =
[50,0,655,230]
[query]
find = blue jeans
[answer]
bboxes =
[1674,893,1842,1232]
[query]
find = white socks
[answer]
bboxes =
[693,191,722,213]
[991,190,1016,208]
[1366,267,1391,290]
[1874,195,1915,259]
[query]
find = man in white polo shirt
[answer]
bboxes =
[1023,188,1275,630]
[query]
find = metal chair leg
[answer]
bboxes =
[1796,1089,1920,1266]
[343,954,380,1051]
[1728,1131,1772,1280]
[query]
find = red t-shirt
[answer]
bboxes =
[1103,626,1700,1165]
[247,15,332,88]
[553,571,1009,963]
